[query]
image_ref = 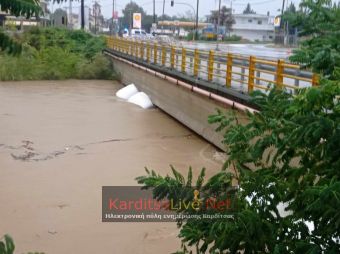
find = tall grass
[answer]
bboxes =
[0,27,116,81]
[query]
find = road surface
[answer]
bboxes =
[181,41,294,60]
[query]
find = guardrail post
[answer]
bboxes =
[130,42,135,56]
[133,41,136,56]
[170,46,175,69]
[248,56,256,93]
[154,43,158,64]
[256,65,261,85]
[194,49,199,77]
[181,48,186,73]
[146,43,150,63]
[276,59,284,90]
[140,42,144,60]
[162,46,166,66]
[226,53,233,87]
[312,73,319,86]
[208,50,214,82]
[241,60,246,82]
[129,41,133,55]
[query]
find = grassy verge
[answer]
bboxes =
[0,27,117,81]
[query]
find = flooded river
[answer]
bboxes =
[0,80,223,253]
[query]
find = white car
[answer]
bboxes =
[131,29,147,37]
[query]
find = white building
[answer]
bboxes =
[231,14,275,42]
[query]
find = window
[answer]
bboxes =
[135,31,140,34]
[248,19,252,23]
[258,20,262,25]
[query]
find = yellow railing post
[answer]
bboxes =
[146,43,150,63]
[154,43,158,64]
[127,40,130,55]
[130,41,133,55]
[181,48,186,73]
[135,42,138,57]
[312,73,319,86]
[226,53,233,87]
[129,40,132,55]
[170,46,175,68]
[208,50,214,82]
[162,46,166,66]
[140,42,144,60]
[194,49,199,77]
[276,59,284,89]
[133,41,137,56]
[248,56,256,93]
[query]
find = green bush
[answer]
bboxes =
[0,234,14,254]
[0,27,113,81]
[223,34,242,42]
[76,54,114,80]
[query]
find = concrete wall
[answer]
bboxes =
[110,56,249,151]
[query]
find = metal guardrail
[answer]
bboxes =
[106,37,319,94]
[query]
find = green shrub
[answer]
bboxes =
[223,34,242,42]
[0,27,113,81]
[0,234,14,254]
[76,54,113,80]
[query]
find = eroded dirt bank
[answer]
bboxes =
[0,80,222,254]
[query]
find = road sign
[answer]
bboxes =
[274,16,281,27]
[112,11,118,19]
[133,13,142,29]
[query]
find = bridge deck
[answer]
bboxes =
[106,37,318,98]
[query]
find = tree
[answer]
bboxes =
[0,0,41,54]
[137,1,340,252]
[285,0,340,79]
[282,2,297,35]
[208,6,234,34]
[121,1,154,32]
[177,10,195,22]
[138,79,340,253]
[243,3,256,14]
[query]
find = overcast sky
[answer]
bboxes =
[51,0,305,19]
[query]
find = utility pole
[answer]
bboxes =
[153,0,156,24]
[216,0,221,50]
[129,0,132,33]
[68,0,72,29]
[195,0,199,41]
[94,2,97,34]
[111,0,115,35]
[81,0,85,30]
[162,0,165,34]
[281,0,286,44]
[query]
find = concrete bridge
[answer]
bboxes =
[104,37,318,151]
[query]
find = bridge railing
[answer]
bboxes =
[106,37,319,94]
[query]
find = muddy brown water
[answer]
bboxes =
[0,80,223,253]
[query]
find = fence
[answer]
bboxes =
[106,37,319,94]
